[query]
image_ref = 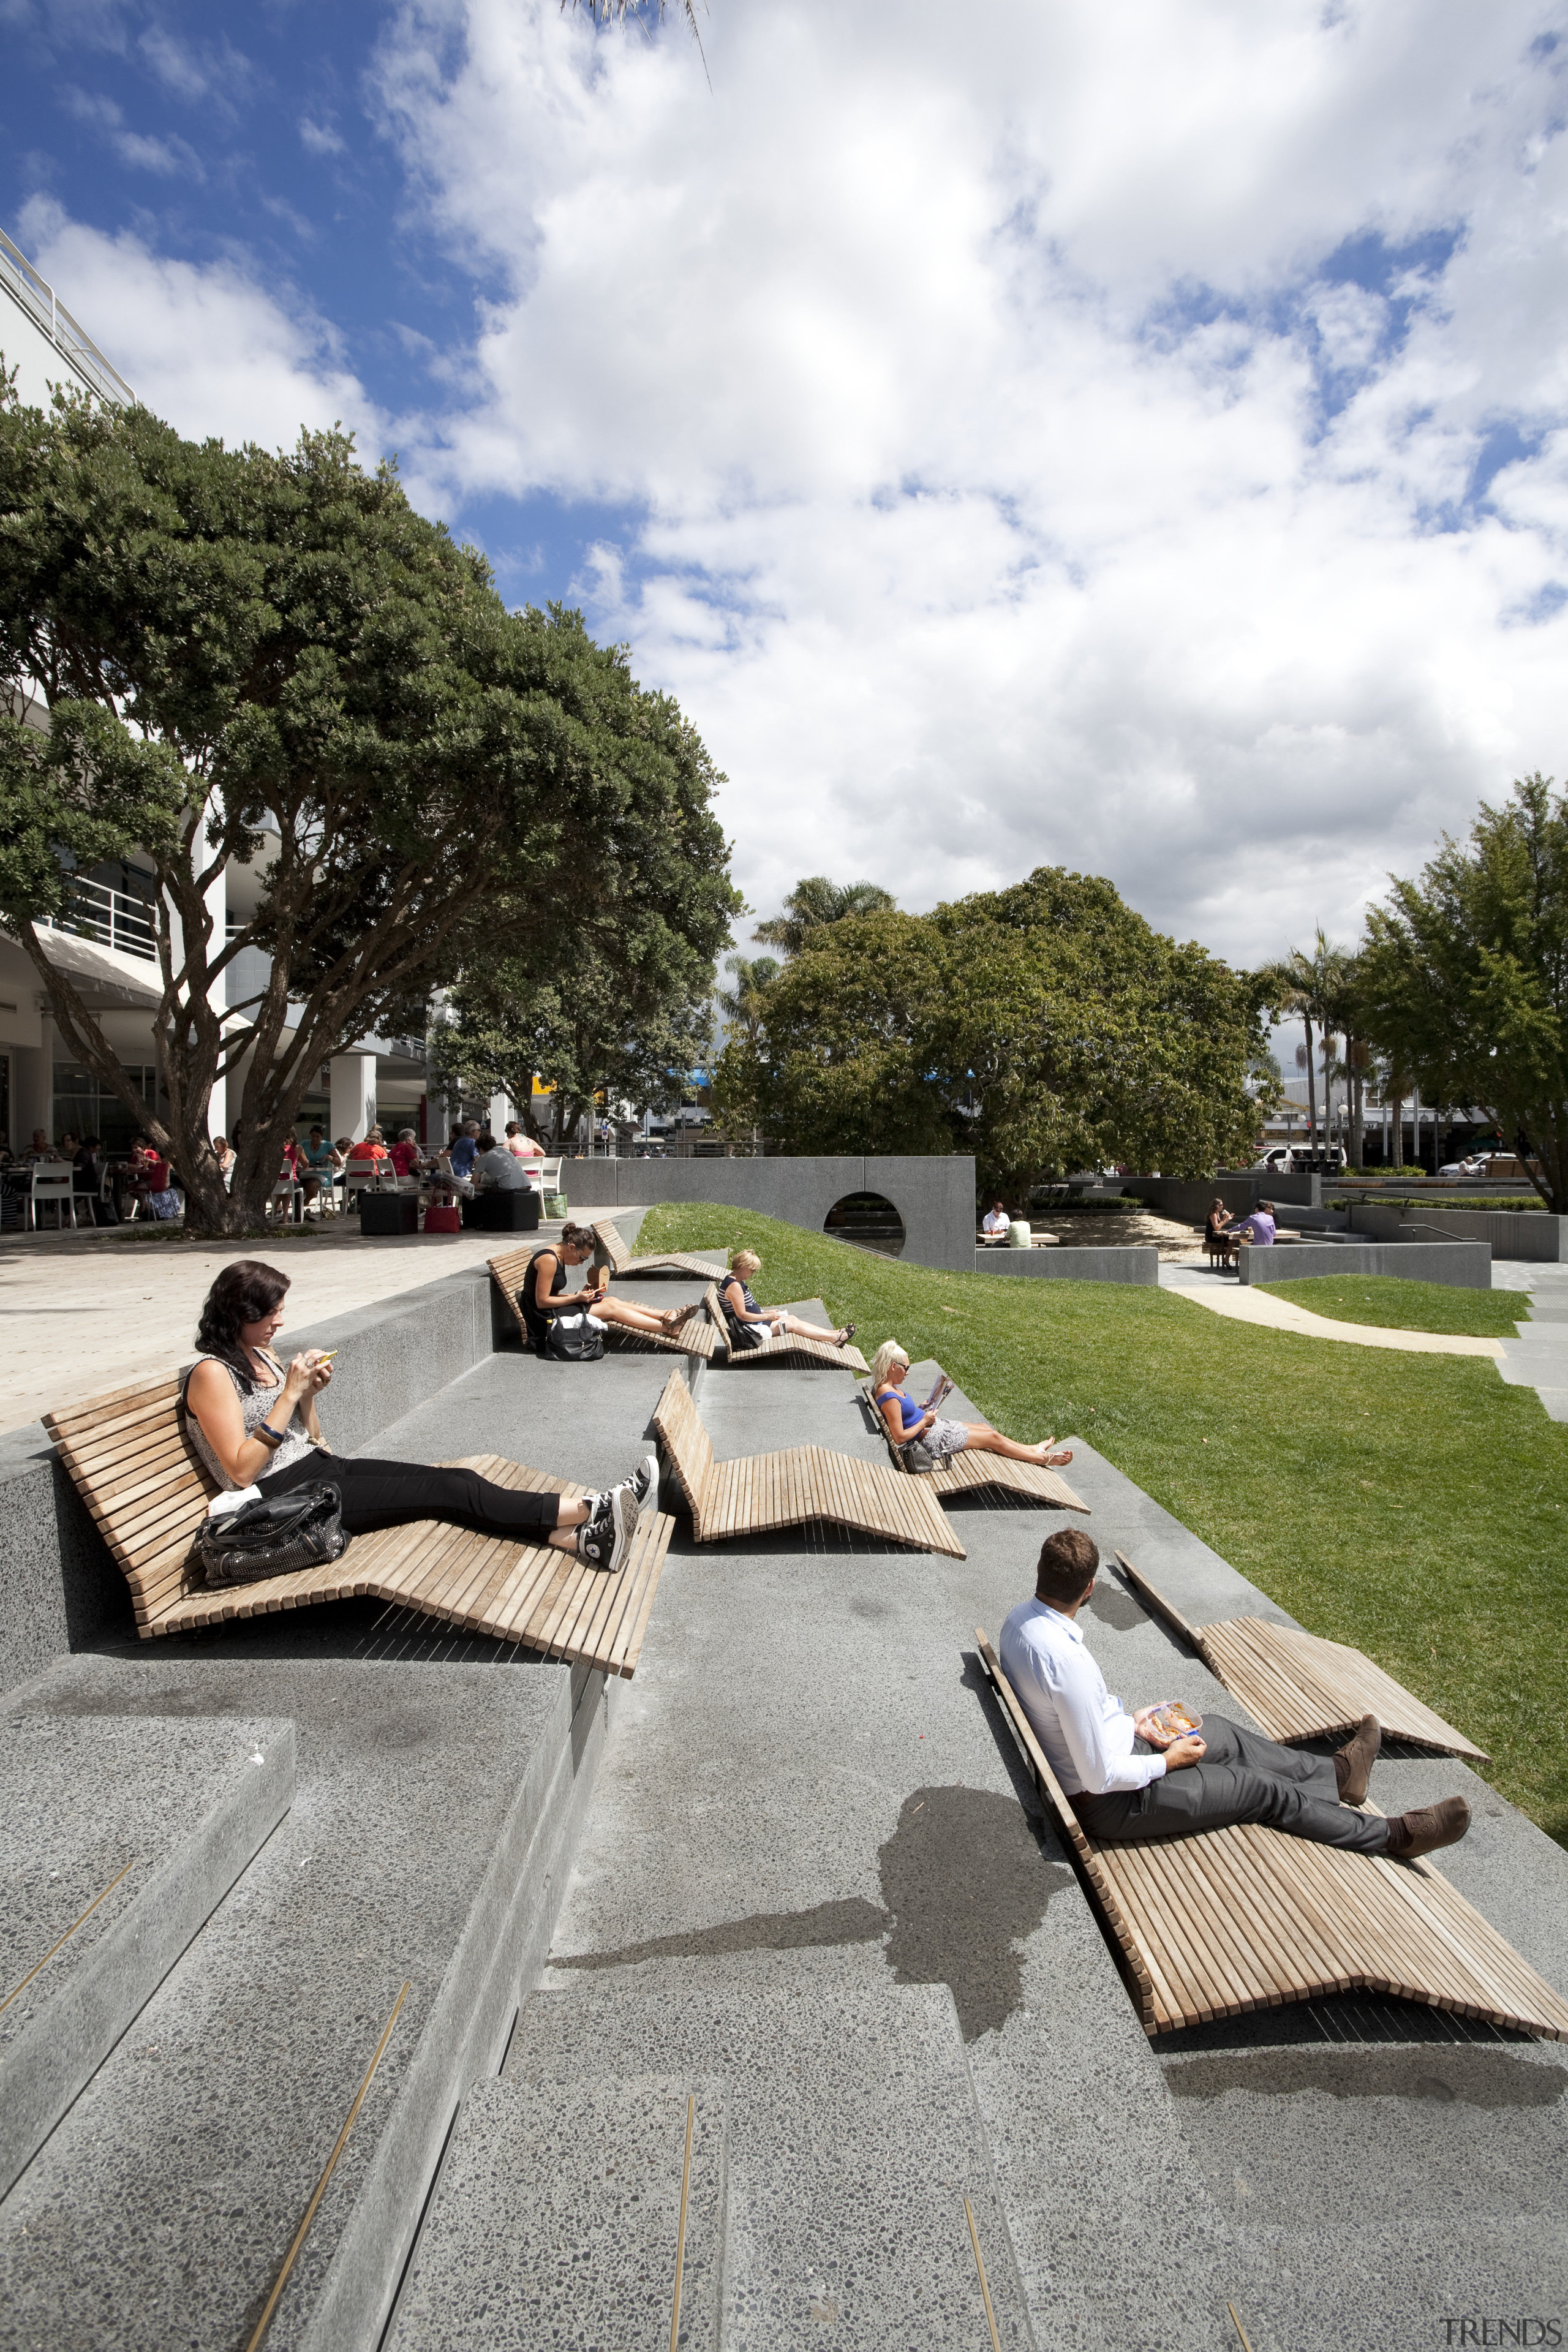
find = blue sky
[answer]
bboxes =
[4,1,1568,969]
[1,0,642,596]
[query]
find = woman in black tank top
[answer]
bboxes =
[521,1224,702,1357]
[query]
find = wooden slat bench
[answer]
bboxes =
[43,1378,674,1679]
[976,1629,1568,2039]
[652,1368,964,1556]
[702,1283,869,1374]
[590,1216,728,1282]
[1114,1550,1488,1761]
[489,1246,717,1362]
[858,1371,1091,1515]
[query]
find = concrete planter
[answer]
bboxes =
[974,1245,1159,1285]
[1238,1240,1492,1288]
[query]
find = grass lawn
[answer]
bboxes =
[1255,1273,1530,1339]
[639,1202,1568,1847]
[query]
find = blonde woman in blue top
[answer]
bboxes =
[869,1340,1073,1468]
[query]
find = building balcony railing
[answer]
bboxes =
[1,227,136,409]
[42,876,157,962]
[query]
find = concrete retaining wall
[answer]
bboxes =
[1340,1202,1567,1263]
[0,1264,497,1700]
[973,1246,1159,1284]
[1240,1240,1492,1288]
[559,1155,976,1272]
[1121,1172,1321,1221]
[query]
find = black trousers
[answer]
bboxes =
[260,1449,563,1538]
[1073,1715,1389,1854]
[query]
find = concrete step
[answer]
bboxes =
[506,1967,1035,2349]
[387,2074,726,2351]
[0,1648,612,2352]
[0,1710,294,2200]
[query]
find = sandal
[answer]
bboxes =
[836,1324,856,1346]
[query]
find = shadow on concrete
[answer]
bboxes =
[877,1782,1072,2041]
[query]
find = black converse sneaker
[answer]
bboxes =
[575,1482,639,1574]
[630,1453,658,1510]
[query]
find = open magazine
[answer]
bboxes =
[924,1373,954,1412]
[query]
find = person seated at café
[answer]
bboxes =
[718,1249,854,1351]
[472,1129,530,1189]
[389,1127,424,1182]
[1229,1199,1277,1249]
[184,1260,654,1575]
[1000,1529,1469,1861]
[295,1125,338,1213]
[347,1125,391,1168]
[979,1199,1011,1244]
[1204,1197,1236,1260]
[126,1134,175,1218]
[521,1223,699,1354]
[869,1341,1072,1469]
[22,1128,53,1166]
[505,1120,546,1183]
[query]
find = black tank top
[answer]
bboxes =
[520,1246,567,1357]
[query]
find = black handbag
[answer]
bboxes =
[545,1310,605,1363]
[192,1482,352,1586]
[896,1437,938,1474]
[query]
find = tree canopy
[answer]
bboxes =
[1359,773,1568,1212]
[752,875,895,957]
[714,867,1270,1192]
[0,382,736,1230]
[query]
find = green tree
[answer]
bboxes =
[0,385,710,1233]
[1359,774,1568,1212]
[720,869,1268,1191]
[1257,928,1351,1158]
[752,875,895,957]
[427,719,741,1147]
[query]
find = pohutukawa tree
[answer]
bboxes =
[0,383,734,1234]
[714,868,1273,1192]
[1359,774,1568,1213]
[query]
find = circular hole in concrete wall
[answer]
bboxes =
[823,1192,906,1257]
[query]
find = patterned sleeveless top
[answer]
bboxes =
[183,1351,317,1489]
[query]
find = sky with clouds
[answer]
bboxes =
[4,0,1568,977]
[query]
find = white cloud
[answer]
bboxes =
[299,115,346,158]
[16,197,389,457]
[363,0,1568,966]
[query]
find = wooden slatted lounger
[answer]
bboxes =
[590,1216,728,1282]
[652,1367,965,1556]
[43,1376,674,1680]
[1113,1550,1488,1762]
[859,1371,1091,1515]
[489,1246,718,1362]
[975,1628,1568,2040]
[701,1282,869,1374]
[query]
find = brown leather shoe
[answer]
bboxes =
[1333,1713,1381,1806]
[1384,1795,1470,1860]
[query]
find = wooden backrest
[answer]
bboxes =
[487,1245,538,1338]
[45,1375,221,1623]
[651,1370,712,1512]
[974,1628,1157,2003]
[591,1216,631,1274]
[703,1279,741,1339]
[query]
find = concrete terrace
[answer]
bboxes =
[0,1218,1565,2348]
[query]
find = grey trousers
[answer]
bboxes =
[1073,1715,1389,1855]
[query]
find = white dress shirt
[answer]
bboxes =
[999,1597,1167,1796]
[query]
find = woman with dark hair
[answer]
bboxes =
[519,1224,699,1355]
[183,1261,652,1574]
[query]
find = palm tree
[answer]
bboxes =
[717,954,780,1049]
[752,878,896,958]
[1259,929,1352,1163]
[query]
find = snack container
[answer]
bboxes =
[1147,1702,1201,1740]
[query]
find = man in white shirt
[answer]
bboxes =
[979,1200,1010,1243]
[1000,1529,1469,1863]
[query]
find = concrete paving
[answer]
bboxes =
[387,2074,729,2352]
[4,1257,1566,2347]
[1161,1262,1506,1355]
